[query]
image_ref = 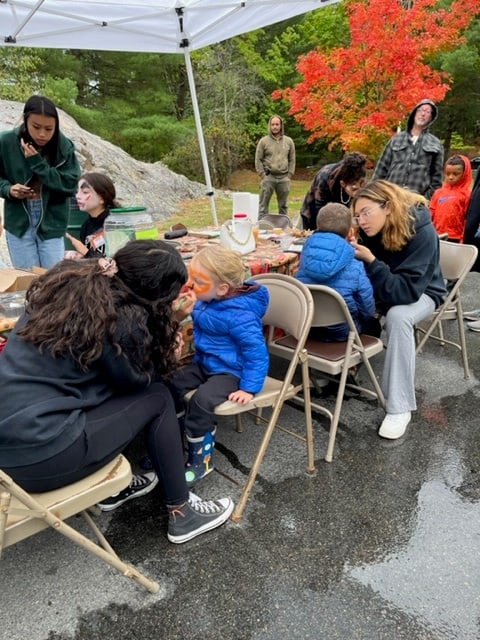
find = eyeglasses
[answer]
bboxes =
[352,202,386,226]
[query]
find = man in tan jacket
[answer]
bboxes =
[255,115,296,219]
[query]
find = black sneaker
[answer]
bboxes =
[97,472,158,512]
[167,495,234,544]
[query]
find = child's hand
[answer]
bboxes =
[173,289,196,319]
[228,389,254,405]
[65,233,88,256]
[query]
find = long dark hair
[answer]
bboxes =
[19,240,187,376]
[20,95,60,164]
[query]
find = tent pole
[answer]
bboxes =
[183,49,218,227]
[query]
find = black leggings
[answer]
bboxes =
[4,382,189,505]
[170,363,239,438]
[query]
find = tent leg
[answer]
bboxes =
[183,49,218,227]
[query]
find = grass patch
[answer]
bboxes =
[158,169,311,231]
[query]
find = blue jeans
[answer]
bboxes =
[6,199,65,269]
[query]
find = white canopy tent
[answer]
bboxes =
[0,0,340,224]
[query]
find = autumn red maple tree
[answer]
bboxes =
[275,0,479,157]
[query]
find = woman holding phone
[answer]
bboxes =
[0,95,81,269]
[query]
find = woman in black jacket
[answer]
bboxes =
[351,180,446,440]
[0,239,233,544]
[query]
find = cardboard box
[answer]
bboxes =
[0,267,46,293]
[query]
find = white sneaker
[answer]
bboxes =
[467,319,480,332]
[378,412,411,439]
[463,308,480,321]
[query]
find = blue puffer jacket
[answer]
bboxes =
[297,231,375,334]
[192,282,269,394]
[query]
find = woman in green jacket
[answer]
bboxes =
[0,95,81,269]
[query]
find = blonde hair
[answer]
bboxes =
[351,180,426,251]
[193,245,246,289]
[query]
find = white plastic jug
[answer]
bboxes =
[219,212,255,255]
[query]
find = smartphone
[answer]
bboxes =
[20,128,39,150]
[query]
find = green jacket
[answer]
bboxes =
[0,126,81,240]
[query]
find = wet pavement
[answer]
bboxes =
[2,272,480,640]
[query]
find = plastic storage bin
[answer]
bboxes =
[104,207,159,255]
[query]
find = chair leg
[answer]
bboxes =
[457,315,471,379]
[0,490,11,559]
[2,484,159,593]
[60,511,160,593]
[235,414,244,433]
[300,356,316,474]
[232,399,287,522]
[324,364,350,463]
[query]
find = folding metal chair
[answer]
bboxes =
[257,213,293,229]
[212,274,315,521]
[415,240,478,379]
[0,455,159,593]
[268,284,386,462]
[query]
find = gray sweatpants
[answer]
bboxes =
[382,293,435,414]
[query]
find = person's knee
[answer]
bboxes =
[385,305,415,334]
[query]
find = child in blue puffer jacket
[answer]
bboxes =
[296,202,376,340]
[170,244,270,486]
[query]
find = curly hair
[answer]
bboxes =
[337,152,368,184]
[18,240,187,376]
[351,180,427,251]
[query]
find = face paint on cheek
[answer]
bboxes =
[189,265,212,295]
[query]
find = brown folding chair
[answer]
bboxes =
[268,284,386,462]
[0,455,159,593]
[212,274,315,521]
[415,241,478,379]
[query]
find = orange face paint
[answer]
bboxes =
[188,262,214,296]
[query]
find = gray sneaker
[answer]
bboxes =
[467,319,480,332]
[167,495,234,544]
[463,308,480,321]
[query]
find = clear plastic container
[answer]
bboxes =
[104,207,159,255]
[0,291,27,318]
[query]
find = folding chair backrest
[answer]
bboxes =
[415,241,478,380]
[439,240,478,282]
[216,273,314,521]
[308,284,357,334]
[258,213,292,229]
[254,273,313,340]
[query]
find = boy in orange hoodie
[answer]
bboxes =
[429,154,472,242]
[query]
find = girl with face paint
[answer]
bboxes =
[65,173,120,258]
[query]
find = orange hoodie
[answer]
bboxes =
[429,154,472,241]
